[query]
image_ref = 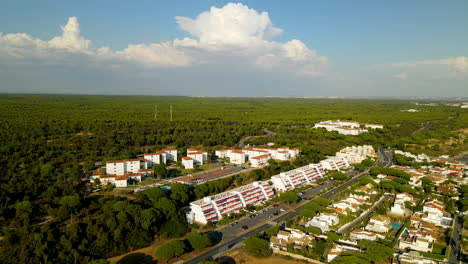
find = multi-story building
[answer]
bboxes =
[271,163,327,191]
[105,159,148,176]
[314,120,383,135]
[336,145,376,164]
[182,157,194,169]
[186,181,275,224]
[250,154,271,168]
[144,151,167,166]
[187,148,208,165]
[144,149,178,166]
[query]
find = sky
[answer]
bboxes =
[0,0,467,97]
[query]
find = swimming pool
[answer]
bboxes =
[391,223,402,229]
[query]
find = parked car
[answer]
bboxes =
[273,204,280,207]
[242,225,249,230]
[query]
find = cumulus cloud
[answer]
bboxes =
[0,3,328,75]
[48,17,91,52]
[175,3,282,47]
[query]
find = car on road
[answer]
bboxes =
[273,211,280,216]
[273,204,279,207]
[241,225,249,230]
[279,208,285,212]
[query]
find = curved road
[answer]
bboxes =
[185,148,393,263]
[236,128,276,149]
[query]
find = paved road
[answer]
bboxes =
[185,148,393,263]
[448,214,462,263]
[414,121,433,134]
[237,128,276,149]
[337,193,393,235]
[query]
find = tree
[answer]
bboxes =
[330,171,348,181]
[361,158,374,167]
[186,232,213,250]
[278,191,299,204]
[300,209,316,218]
[315,197,332,207]
[155,239,187,259]
[153,163,167,179]
[264,226,279,238]
[144,187,167,201]
[170,183,192,205]
[305,226,322,235]
[244,237,272,257]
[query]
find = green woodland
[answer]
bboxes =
[0,94,467,263]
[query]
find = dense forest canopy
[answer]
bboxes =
[0,94,466,263]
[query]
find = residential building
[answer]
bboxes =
[186,181,275,224]
[143,151,167,166]
[421,199,452,227]
[365,215,391,233]
[305,213,339,232]
[327,243,361,263]
[313,120,383,135]
[350,228,385,241]
[336,145,376,164]
[250,154,271,168]
[187,148,208,165]
[270,228,314,250]
[106,159,148,176]
[182,157,194,169]
[394,251,437,264]
[271,163,327,191]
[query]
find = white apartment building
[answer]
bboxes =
[336,145,376,164]
[144,151,167,166]
[106,159,148,176]
[271,163,327,191]
[163,149,178,162]
[182,157,194,169]
[187,148,208,165]
[250,154,271,168]
[320,156,350,171]
[186,181,275,224]
[314,120,383,135]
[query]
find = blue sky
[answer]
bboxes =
[0,1,467,97]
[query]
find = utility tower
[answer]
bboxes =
[170,106,173,121]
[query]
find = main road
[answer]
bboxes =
[184,148,393,264]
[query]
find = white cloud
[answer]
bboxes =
[394,73,408,79]
[0,3,328,75]
[48,17,91,52]
[382,56,468,73]
[175,3,282,47]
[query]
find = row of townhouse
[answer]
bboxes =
[186,181,275,224]
[313,120,383,135]
[271,157,350,191]
[215,146,300,167]
[269,228,314,251]
[335,145,376,164]
[182,148,208,169]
